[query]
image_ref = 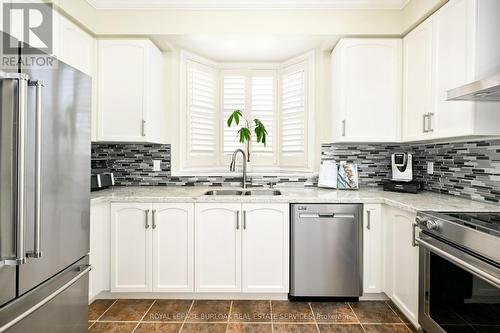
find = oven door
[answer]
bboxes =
[417,233,500,333]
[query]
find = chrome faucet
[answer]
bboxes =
[229,149,247,189]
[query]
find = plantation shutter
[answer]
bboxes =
[222,74,246,155]
[280,62,308,167]
[187,60,218,165]
[251,72,276,165]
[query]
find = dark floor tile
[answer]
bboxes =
[180,323,227,333]
[318,324,364,333]
[273,323,318,333]
[230,300,272,322]
[134,322,182,333]
[311,302,358,323]
[386,301,411,324]
[271,301,314,322]
[363,324,410,333]
[186,300,231,322]
[100,299,154,321]
[227,323,273,333]
[88,322,137,333]
[144,300,192,322]
[349,302,401,324]
[88,299,115,321]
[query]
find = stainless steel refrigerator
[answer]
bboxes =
[0,32,91,333]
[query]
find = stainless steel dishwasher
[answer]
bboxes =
[290,204,363,299]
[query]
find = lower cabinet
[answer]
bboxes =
[110,202,194,293]
[195,203,289,293]
[89,201,110,300]
[384,206,419,328]
[362,204,383,294]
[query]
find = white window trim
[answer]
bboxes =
[178,50,315,175]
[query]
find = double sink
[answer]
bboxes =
[204,189,282,196]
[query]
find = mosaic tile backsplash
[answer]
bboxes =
[92,139,500,203]
[91,143,316,187]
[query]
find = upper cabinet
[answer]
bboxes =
[96,39,167,143]
[403,0,500,141]
[331,39,402,143]
[55,15,95,76]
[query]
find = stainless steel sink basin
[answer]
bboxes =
[204,190,244,196]
[203,189,282,196]
[244,190,282,196]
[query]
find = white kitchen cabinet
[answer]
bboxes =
[384,206,419,328]
[96,39,166,143]
[194,202,289,294]
[362,204,383,294]
[55,15,95,76]
[110,203,152,292]
[89,201,110,300]
[403,0,500,141]
[152,203,194,292]
[402,18,433,141]
[195,203,242,292]
[241,204,289,293]
[331,38,402,142]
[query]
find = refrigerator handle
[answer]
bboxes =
[15,73,29,266]
[27,80,45,259]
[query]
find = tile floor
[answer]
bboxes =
[88,299,417,333]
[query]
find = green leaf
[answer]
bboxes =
[227,113,234,127]
[227,110,242,127]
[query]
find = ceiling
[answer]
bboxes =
[85,0,411,10]
[152,35,340,61]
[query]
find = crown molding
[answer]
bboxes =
[85,0,410,11]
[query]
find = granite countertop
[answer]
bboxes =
[91,186,500,213]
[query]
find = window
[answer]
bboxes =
[181,51,314,172]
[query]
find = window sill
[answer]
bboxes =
[172,168,316,178]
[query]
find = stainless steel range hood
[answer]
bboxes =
[447,73,500,101]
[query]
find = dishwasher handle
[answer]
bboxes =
[299,213,355,219]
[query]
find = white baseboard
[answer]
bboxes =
[92,291,289,302]
[360,292,389,301]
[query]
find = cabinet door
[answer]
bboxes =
[89,202,110,300]
[57,15,95,76]
[241,204,289,293]
[387,207,419,328]
[403,18,434,141]
[195,203,242,292]
[97,40,148,141]
[335,39,402,142]
[152,203,194,292]
[110,203,152,292]
[363,204,383,294]
[432,0,475,138]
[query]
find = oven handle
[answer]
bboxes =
[416,237,500,289]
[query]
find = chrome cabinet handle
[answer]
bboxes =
[422,113,428,133]
[142,119,146,137]
[342,120,346,136]
[145,209,150,229]
[27,80,44,259]
[427,112,434,132]
[366,210,371,230]
[243,210,247,230]
[412,223,419,247]
[152,209,157,229]
[236,211,240,230]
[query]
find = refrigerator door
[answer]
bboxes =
[18,59,91,295]
[0,72,18,307]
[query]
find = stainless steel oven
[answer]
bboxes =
[414,211,500,333]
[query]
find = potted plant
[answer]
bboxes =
[227,109,267,163]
